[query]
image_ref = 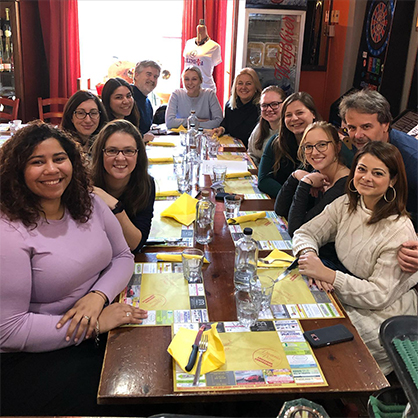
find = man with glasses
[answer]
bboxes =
[339,89,418,272]
[132,60,161,142]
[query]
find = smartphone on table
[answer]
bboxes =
[303,324,354,348]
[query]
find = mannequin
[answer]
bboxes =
[183,19,221,92]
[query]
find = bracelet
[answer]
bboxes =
[94,320,100,347]
[302,176,313,185]
[112,200,125,215]
[300,248,317,256]
[90,290,108,305]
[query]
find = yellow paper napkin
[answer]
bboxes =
[257,249,295,268]
[170,125,187,133]
[160,193,199,226]
[167,323,225,375]
[156,253,210,263]
[227,211,266,225]
[148,157,174,164]
[156,190,181,198]
[147,141,176,147]
[225,171,252,179]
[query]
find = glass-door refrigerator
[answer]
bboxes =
[236,0,307,95]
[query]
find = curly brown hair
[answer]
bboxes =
[0,120,93,228]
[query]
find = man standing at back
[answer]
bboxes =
[339,89,418,272]
[132,60,161,142]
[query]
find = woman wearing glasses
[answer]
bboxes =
[210,68,262,148]
[247,86,286,166]
[61,90,108,153]
[90,120,155,253]
[275,122,349,269]
[258,92,321,198]
[101,78,141,132]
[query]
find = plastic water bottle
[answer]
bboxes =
[185,143,200,186]
[234,228,259,290]
[195,190,215,244]
[187,110,199,130]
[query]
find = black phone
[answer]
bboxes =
[303,324,354,348]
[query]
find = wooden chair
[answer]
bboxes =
[38,97,68,123]
[0,97,20,122]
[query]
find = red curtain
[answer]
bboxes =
[182,0,228,107]
[38,0,81,99]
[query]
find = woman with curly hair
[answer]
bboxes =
[101,77,141,131]
[0,121,147,415]
[258,92,321,198]
[90,119,155,253]
[61,90,108,154]
[210,68,262,147]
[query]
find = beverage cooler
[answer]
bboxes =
[235,0,307,95]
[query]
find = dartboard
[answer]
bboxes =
[366,0,394,56]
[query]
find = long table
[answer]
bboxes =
[98,193,389,404]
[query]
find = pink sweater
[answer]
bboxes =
[0,195,134,352]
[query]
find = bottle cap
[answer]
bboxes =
[201,190,209,198]
[190,123,195,127]
[243,227,253,235]
[198,128,203,131]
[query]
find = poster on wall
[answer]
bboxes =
[246,0,307,8]
[353,0,396,91]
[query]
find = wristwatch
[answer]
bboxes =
[300,248,316,256]
[112,200,125,215]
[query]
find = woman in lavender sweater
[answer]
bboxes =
[0,121,147,414]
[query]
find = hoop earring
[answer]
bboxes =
[348,178,358,193]
[384,185,396,203]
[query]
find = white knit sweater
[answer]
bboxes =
[293,195,418,374]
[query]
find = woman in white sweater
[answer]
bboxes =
[293,141,418,375]
[165,65,223,129]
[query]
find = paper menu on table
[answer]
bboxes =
[202,160,247,175]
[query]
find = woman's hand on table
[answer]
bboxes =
[56,291,106,342]
[298,251,336,285]
[397,240,418,273]
[143,132,155,144]
[308,278,334,293]
[209,127,225,137]
[98,303,148,333]
[93,186,118,211]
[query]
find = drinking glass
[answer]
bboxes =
[173,154,183,175]
[207,138,219,158]
[9,120,22,136]
[176,162,191,193]
[257,275,275,311]
[224,194,242,219]
[212,165,227,185]
[235,286,261,327]
[182,248,204,283]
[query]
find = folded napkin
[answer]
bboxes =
[227,211,266,225]
[225,171,252,179]
[168,323,225,375]
[148,157,174,164]
[156,253,210,263]
[257,249,295,268]
[160,193,199,226]
[170,125,187,133]
[147,141,176,147]
[156,190,181,197]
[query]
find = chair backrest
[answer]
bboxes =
[38,97,68,123]
[0,97,20,122]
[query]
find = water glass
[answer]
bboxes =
[176,162,191,193]
[212,165,227,184]
[207,139,219,158]
[179,132,187,147]
[9,119,22,136]
[224,194,242,219]
[173,154,183,175]
[182,248,204,283]
[257,275,275,311]
[235,287,261,327]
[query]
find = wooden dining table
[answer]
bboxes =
[98,189,389,405]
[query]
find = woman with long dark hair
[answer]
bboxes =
[90,119,155,253]
[258,92,321,198]
[293,141,418,375]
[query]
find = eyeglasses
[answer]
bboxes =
[103,148,138,157]
[302,141,333,154]
[260,101,283,111]
[73,110,101,120]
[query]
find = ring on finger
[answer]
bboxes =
[83,315,90,321]
[126,312,132,317]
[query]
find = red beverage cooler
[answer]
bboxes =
[235,0,306,95]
